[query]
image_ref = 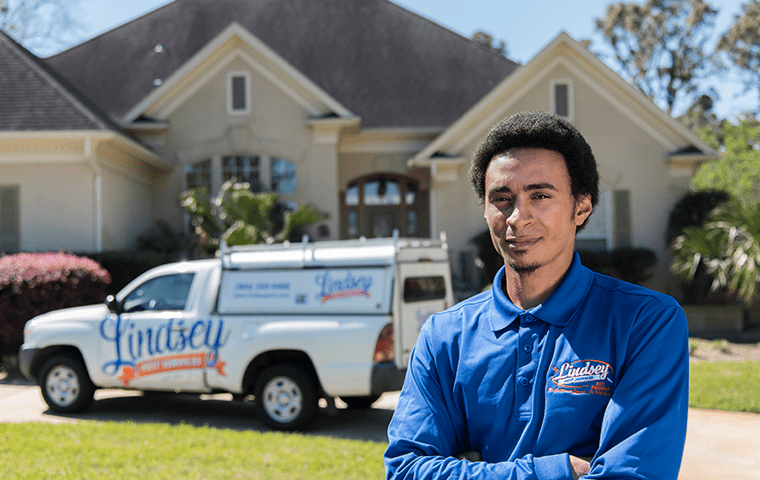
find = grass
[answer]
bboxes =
[1,360,758,478]
[689,360,760,413]
[0,422,386,479]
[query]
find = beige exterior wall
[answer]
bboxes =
[146,54,341,238]
[0,135,167,254]
[1,163,95,252]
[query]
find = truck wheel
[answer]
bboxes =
[39,355,95,413]
[341,395,380,409]
[254,365,317,430]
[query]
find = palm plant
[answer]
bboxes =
[671,199,760,306]
[180,180,324,251]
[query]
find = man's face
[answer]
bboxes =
[483,147,592,276]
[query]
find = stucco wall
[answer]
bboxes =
[150,55,340,238]
[99,164,155,251]
[1,164,95,252]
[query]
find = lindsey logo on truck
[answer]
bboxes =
[99,315,230,386]
[315,270,373,303]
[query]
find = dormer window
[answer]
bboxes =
[228,71,250,115]
[550,79,573,119]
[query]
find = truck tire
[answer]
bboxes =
[254,364,317,430]
[341,395,380,409]
[39,354,95,413]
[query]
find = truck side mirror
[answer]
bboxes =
[105,295,122,313]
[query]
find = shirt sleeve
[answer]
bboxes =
[384,322,575,480]
[585,303,690,479]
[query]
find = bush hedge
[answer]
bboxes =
[0,253,111,354]
[85,251,184,296]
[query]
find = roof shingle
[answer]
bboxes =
[0,32,119,131]
[46,0,519,128]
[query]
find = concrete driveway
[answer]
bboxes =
[1,379,759,478]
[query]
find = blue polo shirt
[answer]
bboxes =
[385,253,689,479]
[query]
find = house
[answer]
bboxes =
[0,0,714,296]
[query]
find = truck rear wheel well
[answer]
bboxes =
[242,350,323,397]
[29,346,86,381]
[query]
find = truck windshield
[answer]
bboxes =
[122,273,195,312]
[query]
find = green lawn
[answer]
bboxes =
[0,422,386,479]
[689,360,760,413]
[1,360,758,478]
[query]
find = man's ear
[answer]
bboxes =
[574,195,593,226]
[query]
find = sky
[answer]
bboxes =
[41,0,754,119]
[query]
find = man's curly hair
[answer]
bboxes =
[469,111,600,222]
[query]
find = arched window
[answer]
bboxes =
[341,174,428,239]
[184,156,297,195]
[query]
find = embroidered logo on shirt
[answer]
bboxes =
[548,360,614,397]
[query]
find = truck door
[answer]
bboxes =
[99,273,212,391]
[395,263,453,368]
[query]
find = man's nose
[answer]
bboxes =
[506,201,531,228]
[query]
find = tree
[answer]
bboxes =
[594,0,718,114]
[180,180,324,252]
[691,118,760,202]
[716,0,760,112]
[470,30,508,56]
[0,0,82,55]
[678,92,721,132]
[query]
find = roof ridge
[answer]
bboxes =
[385,0,520,66]
[46,0,178,60]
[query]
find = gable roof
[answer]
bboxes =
[121,22,356,125]
[0,32,119,131]
[46,0,518,129]
[411,32,716,164]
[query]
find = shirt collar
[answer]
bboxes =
[489,252,594,331]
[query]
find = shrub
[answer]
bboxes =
[579,247,657,285]
[86,251,181,295]
[0,253,111,353]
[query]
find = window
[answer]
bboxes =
[271,158,297,194]
[403,276,446,303]
[551,79,573,119]
[223,155,261,188]
[341,174,428,239]
[228,72,250,115]
[576,189,614,251]
[123,274,195,312]
[0,186,20,253]
[186,155,298,196]
[185,159,212,190]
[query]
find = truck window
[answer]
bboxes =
[403,276,446,303]
[122,273,195,312]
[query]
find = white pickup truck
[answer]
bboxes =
[19,234,454,429]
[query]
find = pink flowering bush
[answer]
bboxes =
[0,253,111,352]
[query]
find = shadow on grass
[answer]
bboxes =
[38,390,395,443]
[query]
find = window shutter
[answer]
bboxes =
[613,190,631,248]
[554,83,569,117]
[231,76,247,111]
[0,186,20,252]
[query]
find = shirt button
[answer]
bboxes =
[522,344,532,353]
[519,377,530,387]
[524,315,534,323]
